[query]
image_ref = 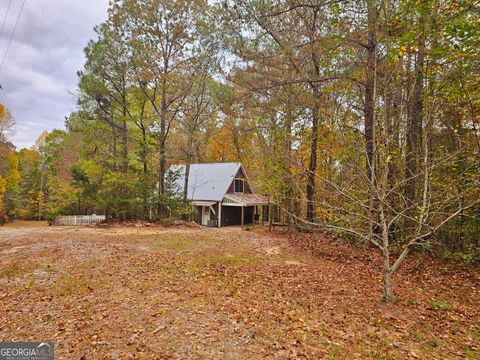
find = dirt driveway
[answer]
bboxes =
[0,223,478,359]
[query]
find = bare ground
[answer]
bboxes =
[0,223,478,359]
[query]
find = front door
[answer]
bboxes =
[202,206,210,226]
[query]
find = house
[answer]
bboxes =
[168,162,269,227]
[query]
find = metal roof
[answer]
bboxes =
[168,162,242,201]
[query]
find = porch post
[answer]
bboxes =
[269,203,273,232]
[218,201,222,227]
[241,206,244,230]
[252,206,255,227]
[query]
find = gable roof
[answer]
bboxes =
[168,162,244,201]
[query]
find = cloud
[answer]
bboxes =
[0,0,109,149]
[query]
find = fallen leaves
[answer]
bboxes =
[0,225,478,359]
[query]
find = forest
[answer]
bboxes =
[0,0,479,301]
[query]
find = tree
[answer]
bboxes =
[179,74,217,203]
[0,177,7,223]
[79,20,131,173]
[0,108,15,143]
[4,152,20,217]
[122,0,217,211]
[223,0,341,221]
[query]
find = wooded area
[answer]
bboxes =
[0,0,479,301]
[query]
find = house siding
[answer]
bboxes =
[195,203,219,225]
[221,205,254,226]
[227,168,252,194]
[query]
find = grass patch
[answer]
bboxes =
[377,355,394,360]
[52,274,95,296]
[465,349,480,360]
[472,328,480,342]
[184,264,203,275]
[427,299,453,311]
[0,260,42,279]
[42,313,54,323]
[151,234,201,251]
[205,254,258,267]
[328,346,342,358]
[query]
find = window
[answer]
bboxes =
[234,179,244,193]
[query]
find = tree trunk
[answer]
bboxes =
[405,45,425,220]
[122,115,128,173]
[306,10,321,222]
[385,0,402,200]
[284,92,295,224]
[121,80,128,173]
[365,0,379,237]
[365,0,377,183]
[387,84,402,185]
[383,265,393,302]
[141,125,147,174]
[379,199,394,302]
[158,77,168,215]
[183,134,193,204]
[306,87,320,221]
[111,117,118,172]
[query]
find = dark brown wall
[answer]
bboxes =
[221,206,240,226]
[221,206,254,226]
[227,168,252,194]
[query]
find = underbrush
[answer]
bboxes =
[440,247,480,267]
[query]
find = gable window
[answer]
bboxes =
[234,178,244,193]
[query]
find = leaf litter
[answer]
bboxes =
[0,224,478,359]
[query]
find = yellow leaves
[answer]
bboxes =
[398,45,408,57]
[0,104,4,119]
[0,176,6,220]
[398,45,419,58]
[6,152,20,193]
[0,177,6,198]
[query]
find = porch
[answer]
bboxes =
[192,194,269,228]
[221,193,269,229]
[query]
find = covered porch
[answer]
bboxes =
[222,193,269,229]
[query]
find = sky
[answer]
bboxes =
[0,0,109,149]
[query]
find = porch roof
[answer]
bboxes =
[223,193,269,207]
[191,201,216,206]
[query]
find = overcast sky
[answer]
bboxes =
[0,0,109,149]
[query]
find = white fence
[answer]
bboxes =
[54,214,106,226]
